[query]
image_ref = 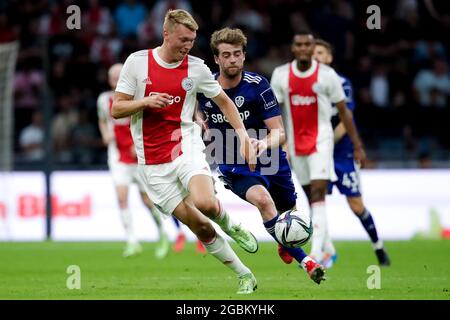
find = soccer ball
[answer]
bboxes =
[274,209,313,248]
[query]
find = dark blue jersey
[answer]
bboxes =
[197,71,282,168]
[332,75,356,160]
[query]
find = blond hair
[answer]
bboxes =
[210,27,247,56]
[163,9,198,32]
[315,39,333,54]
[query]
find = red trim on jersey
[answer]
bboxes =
[108,96,137,164]
[142,49,187,164]
[288,62,320,155]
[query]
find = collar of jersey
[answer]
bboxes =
[291,59,317,78]
[153,47,184,69]
[214,71,245,89]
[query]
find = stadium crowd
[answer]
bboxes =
[1,0,449,169]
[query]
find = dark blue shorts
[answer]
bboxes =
[328,157,362,197]
[217,157,297,212]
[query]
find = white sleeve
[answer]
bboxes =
[270,67,284,104]
[116,53,137,96]
[195,63,222,99]
[327,68,346,104]
[96,93,109,121]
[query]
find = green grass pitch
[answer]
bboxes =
[0,240,449,299]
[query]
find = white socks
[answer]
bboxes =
[212,201,234,232]
[324,232,336,256]
[310,201,329,261]
[203,232,251,277]
[119,208,137,244]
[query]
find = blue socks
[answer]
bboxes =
[357,208,379,244]
[264,215,308,263]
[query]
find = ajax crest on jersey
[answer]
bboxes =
[235,96,245,108]
[312,82,324,94]
[182,77,194,91]
[274,209,313,248]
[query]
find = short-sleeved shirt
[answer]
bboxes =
[271,59,346,156]
[97,90,137,164]
[197,71,281,166]
[115,47,222,165]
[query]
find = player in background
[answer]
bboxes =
[197,27,325,284]
[271,31,366,265]
[97,63,170,259]
[112,10,258,294]
[172,216,206,254]
[313,39,390,267]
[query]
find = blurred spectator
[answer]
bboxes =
[18,110,44,162]
[390,60,410,108]
[150,0,193,40]
[70,108,102,165]
[83,0,114,38]
[227,1,265,32]
[414,37,447,65]
[370,63,390,108]
[90,33,123,66]
[51,95,79,163]
[257,47,286,79]
[13,60,44,109]
[413,58,450,107]
[39,2,65,36]
[114,0,147,38]
[137,12,156,47]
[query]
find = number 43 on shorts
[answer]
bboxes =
[342,171,359,193]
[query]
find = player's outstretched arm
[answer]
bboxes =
[111,92,171,119]
[212,90,257,171]
[336,100,367,165]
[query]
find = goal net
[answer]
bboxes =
[0,41,19,240]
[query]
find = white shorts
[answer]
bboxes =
[137,146,212,216]
[108,161,145,191]
[290,137,337,185]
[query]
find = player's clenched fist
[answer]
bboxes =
[353,146,367,168]
[250,138,268,157]
[142,93,172,108]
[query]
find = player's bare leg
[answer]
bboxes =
[304,180,333,264]
[171,216,187,253]
[140,192,169,259]
[188,175,258,253]
[116,185,142,257]
[173,198,257,294]
[347,196,390,266]
[246,185,293,263]
[171,216,205,254]
[246,185,325,284]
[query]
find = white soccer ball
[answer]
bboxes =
[274,209,313,248]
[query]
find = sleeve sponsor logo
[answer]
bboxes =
[260,88,277,109]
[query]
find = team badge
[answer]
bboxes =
[235,96,245,108]
[181,77,194,91]
[312,82,324,94]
